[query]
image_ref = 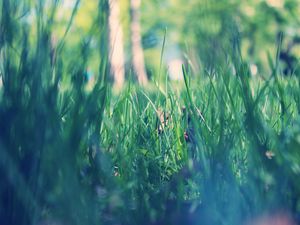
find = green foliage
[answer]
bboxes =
[1,1,300,225]
[141,0,300,75]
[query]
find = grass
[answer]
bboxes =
[1,1,300,225]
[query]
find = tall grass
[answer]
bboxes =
[1,1,300,225]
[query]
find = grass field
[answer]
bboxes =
[1,1,300,225]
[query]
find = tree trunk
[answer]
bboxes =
[108,0,125,88]
[130,0,148,85]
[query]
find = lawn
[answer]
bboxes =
[1,1,300,225]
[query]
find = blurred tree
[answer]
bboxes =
[238,0,300,75]
[130,0,148,85]
[139,0,300,76]
[109,0,125,88]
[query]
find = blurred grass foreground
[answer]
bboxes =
[1,0,300,225]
